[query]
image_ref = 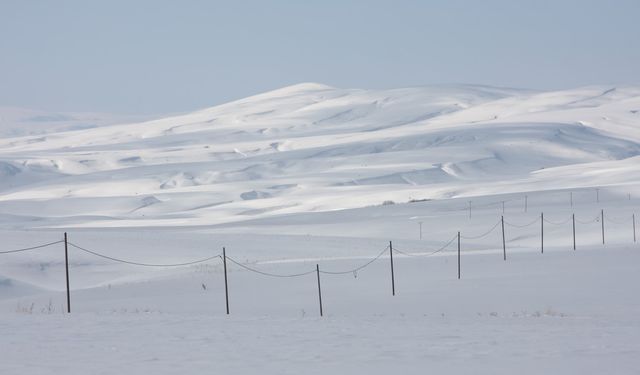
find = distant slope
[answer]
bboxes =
[0,83,638,229]
[0,107,154,138]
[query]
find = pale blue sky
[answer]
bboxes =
[1,0,639,114]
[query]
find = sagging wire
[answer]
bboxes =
[460,219,502,240]
[504,216,541,228]
[392,234,458,258]
[68,242,221,267]
[319,246,390,275]
[0,240,64,254]
[225,256,316,278]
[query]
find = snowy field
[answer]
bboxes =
[1,84,640,373]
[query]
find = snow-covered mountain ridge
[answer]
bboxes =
[1,83,639,229]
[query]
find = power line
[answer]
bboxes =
[605,215,630,225]
[392,234,458,257]
[575,215,601,225]
[319,246,389,275]
[504,217,540,228]
[543,216,573,226]
[68,242,221,267]
[225,256,316,278]
[0,240,64,254]
[460,219,502,240]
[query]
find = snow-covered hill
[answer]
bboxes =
[0,106,151,138]
[2,83,640,374]
[0,83,639,229]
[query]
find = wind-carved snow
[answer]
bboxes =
[0,161,21,177]
[0,83,639,228]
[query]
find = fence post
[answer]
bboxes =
[570,192,573,207]
[524,195,528,213]
[541,213,544,254]
[572,214,576,250]
[601,209,605,245]
[633,213,636,243]
[223,247,229,315]
[64,232,71,314]
[501,216,506,261]
[457,231,461,279]
[389,241,395,296]
[316,264,323,317]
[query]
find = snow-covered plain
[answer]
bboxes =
[1,83,640,374]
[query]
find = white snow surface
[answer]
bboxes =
[1,83,640,374]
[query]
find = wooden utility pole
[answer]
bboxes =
[64,232,71,314]
[457,232,461,279]
[501,216,506,261]
[601,209,605,245]
[572,214,576,250]
[223,247,229,315]
[541,213,544,254]
[389,241,395,296]
[316,264,323,317]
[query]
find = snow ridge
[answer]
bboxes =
[0,83,639,228]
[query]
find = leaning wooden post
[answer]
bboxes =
[501,216,506,261]
[572,214,576,250]
[389,241,395,296]
[316,264,323,317]
[633,213,636,243]
[457,231,461,279]
[64,232,71,314]
[541,212,544,254]
[601,209,605,245]
[223,247,229,315]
